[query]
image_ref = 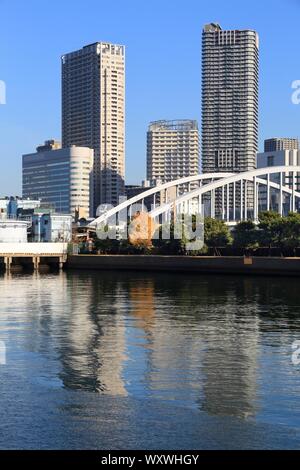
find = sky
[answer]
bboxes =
[0,0,300,195]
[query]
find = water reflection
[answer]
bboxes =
[57,274,128,396]
[129,281,156,331]
[1,271,300,426]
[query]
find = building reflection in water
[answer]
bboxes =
[0,272,259,413]
[129,281,156,332]
[126,275,260,418]
[2,271,300,421]
[0,272,129,396]
[199,294,260,418]
[58,273,128,396]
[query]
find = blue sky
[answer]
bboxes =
[0,0,299,195]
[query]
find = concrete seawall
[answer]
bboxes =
[66,255,300,276]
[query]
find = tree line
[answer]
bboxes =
[204,211,300,256]
[89,211,300,256]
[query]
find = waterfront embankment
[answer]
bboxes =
[67,254,300,276]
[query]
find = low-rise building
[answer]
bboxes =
[0,220,28,243]
[32,212,72,242]
[23,141,94,219]
[257,148,300,169]
[257,142,300,213]
[0,197,40,220]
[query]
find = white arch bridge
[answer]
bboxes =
[89,166,300,228]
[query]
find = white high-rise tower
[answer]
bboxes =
[62,42,125,213]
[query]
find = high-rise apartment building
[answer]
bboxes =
[147,120,199,187]
[202,23,259,173]
[62,42,125,213]
[23,142,94,219]
[264,138,299,152]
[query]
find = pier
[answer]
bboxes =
[0,243,68,272]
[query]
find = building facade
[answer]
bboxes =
[147,120,199,189]
[62,42,125,213]
[264,138,299,152]
[257,147,300,212]
[202,23,259,173]
[257,148,300,169]
[0,197,41,220]
[32,213,72,242]
[22,143,93,219]
[125,181,154,211]
[0,220,28,243]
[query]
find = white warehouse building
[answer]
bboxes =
[0,220,28,243]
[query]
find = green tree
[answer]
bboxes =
[152,221,188,255]
[204,217,232,255]
[233,220,259,255]
[94,238,121,254]
[258,211,282,255]
[280,212,300,256]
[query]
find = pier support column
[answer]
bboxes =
[59,257,64,270]
[4,257,12,272]
[33,256,40,271]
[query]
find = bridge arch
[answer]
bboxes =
[89,173,233,227]
[90,166,300,227]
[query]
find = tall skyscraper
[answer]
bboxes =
[62,42,125,213]
[147,120,199,187]
[202,23,259,174]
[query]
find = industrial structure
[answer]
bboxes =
[0,197,41,220]
[0,220,28,243]
[32,213,73,242]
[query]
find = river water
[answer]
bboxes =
[0,270,300,449]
